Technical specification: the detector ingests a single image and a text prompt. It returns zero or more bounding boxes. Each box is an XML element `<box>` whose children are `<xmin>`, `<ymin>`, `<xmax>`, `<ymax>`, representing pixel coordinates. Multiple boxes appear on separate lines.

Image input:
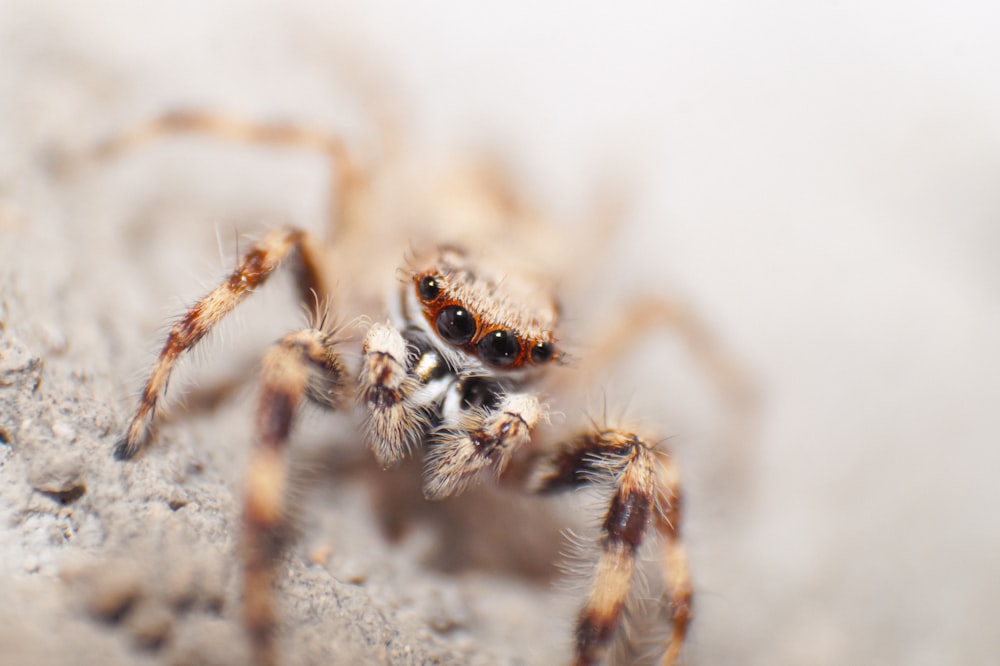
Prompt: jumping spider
<box><xmin>98</xmin><ymin>110</ymin><xmax>738</xmax><ymax>666</ymax></box>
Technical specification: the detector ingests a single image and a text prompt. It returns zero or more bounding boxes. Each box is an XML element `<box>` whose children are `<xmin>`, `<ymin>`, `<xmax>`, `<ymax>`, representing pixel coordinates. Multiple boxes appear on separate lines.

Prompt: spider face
<box><xmin>408</xmin><ymin>247</ymin><xmax>558</xmax><ymax>372</ymax></box>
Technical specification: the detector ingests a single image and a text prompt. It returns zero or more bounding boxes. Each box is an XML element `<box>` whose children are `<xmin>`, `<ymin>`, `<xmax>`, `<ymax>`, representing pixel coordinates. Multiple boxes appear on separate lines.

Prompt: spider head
<box><xmin>410</xmin><ymin>246</ymin><xmax>559</xmax><ymax>372</ymax></box>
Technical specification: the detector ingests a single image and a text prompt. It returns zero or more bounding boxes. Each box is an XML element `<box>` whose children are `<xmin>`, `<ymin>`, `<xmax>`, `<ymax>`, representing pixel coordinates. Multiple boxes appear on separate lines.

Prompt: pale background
<box><xmin>1</xmin><ymin>2</ymin><xmax>998</xmax><ymax>665</ymax></box>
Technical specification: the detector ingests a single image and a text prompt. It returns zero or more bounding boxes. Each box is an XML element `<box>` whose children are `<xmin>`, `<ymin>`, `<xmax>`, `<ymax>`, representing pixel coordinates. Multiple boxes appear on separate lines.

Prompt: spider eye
<box><xmin>436</xmin><ymin>306</ymin><xmax>476</xmax><ymax>345</ymax></box>
<box><xmin>417</xmin><ymin>275</ymin><xmax>441</xmax><ymax>302</ymax></box>
<box><xmin>478</xmin><ymin>330</ymin><xmax>521</xmax><ymax>367</ymax></box>
<box><xmin>530</xmin><ymin>340</ymin><xmax>554</xmax><ymax>364</ymax></box>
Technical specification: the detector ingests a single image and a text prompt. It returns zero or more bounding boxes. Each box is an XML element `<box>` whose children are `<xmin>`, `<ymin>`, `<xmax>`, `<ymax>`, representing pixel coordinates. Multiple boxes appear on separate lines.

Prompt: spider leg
<box><xmin>89</xmin><ymin>110</ymin><xmax>368</xmax><ymax>238</ymax></box>
<box><xmin>562</xmin><ymin>295</ymin><xmax>753</xmax><ymax>412</ymax></box>
<box><xmin>243</xmin><ymin>327</ymin><xmax>348</xmax><ymax>666</ymax></box>
<box><xmin>554</xmin><ymin>293</ymin><xmax>757</xmax><ymax>492</ymax></box>
<box><xmin>115</xmin><ymin>226</ymin><xmax>329</xmax><ymax>459</ymax></box>
<box><xmin>359</xmin><ymin>322</ymin><xmax>424</xmax><ymax>467</ymax></box>
<box><xmin>652</xmin><ymin>449</ymin><xmax>692</xmax><ymax>666</ymax></box>
<box><xmin>533</xmin><ymin>428</ymin><xmax>690</xmax><ymax>666</ymax></box>
<box><xmin>423</xmin><ymin>392</ymin><xmax>542</xmax><ymax>500</ymax></box>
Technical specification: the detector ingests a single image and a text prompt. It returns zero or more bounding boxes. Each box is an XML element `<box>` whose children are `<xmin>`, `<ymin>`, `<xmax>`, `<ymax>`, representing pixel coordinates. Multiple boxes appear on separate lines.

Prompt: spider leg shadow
<box><xmin>290</xmin><ymin>439</ymin><xmax>569</xmax><ymax>582</ymax></box>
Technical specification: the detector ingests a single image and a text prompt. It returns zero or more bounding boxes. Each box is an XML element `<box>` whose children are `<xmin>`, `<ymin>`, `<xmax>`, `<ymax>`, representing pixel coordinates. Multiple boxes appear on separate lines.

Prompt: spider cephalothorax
<box><xmin>406</xmin><ymin>246</ymin><xmax>558</xmax><ymax>372</ymax></box>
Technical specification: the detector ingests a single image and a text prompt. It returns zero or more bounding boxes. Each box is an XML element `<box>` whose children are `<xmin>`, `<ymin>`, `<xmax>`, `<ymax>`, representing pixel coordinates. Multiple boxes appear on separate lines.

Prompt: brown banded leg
<box><xmin>423</xmin><ymin>393</ymin><xmax>542</xmax><ymax>500</ymax></box>
<box><xmin>243</xmin><ymin>327</ymin><xmax>347</xmax><ymax>666</ymax></box>
<box><xmin>115</xmin><ymin>226</ymin><xmax>329</xmax><ymax>459</ymax></box>
<box><xmin>653</xmin><ymin>451</ymin><xmax>692</xmax><ymax>666</ymax></box>
<box><xmin>359</xmin><ymin>322</ymin><xmax>423</xmax><ymax>468</ymax></box>
<box><xmin>533</xmin><ymin>428</ymin><xmax>689</xmax><ymax>666</ymax></box>
<box><xmin>91</xmin><ymin>110</ymin><xmax>368</xmax><ymax>238</ymax></box>
<box><xmin>563</xmin><ymin>295</ymin><xmax>754</xmax><ymax>412</ymax></box>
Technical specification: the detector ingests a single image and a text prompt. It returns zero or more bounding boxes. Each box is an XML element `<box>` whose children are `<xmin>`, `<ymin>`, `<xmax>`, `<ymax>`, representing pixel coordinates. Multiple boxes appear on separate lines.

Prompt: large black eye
<box><xmin>436</xmin><ymin>306</ymin><xmax>476</xmax><ymax>345</ymax></box>
<box><xmin>478</xmin><ymin>330</ymin><xmax>521</xmax><ymax>367</ymax></box>
<box><xmin>417</xmin><ymin>275</ymin><xmax>440</xmax><ymax>302</ymax></box>
<box><xmin>530</xmin><ymin>340</ymin><xmax>554</xmax><ymax>364</ymax></box>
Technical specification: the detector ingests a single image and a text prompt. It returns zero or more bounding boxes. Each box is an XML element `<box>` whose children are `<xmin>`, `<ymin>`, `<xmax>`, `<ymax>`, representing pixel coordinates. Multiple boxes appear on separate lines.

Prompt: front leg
<box><xmin>242</xmin><ymin>327</ymin><xmax>347</xmax><ymax>666</ymax></box>
<box><xmin>423</xmin><ymin>392</ymin><xmax>543</xmax><ymax>500</ymax></box>
<box><xmin>360</xmin><ymin>322</ymin><xmax>425</xmax><ymax>467</ymax></box>
<box><xmin>533</xmin><ymin>428</ymin><xmax>691</xmax><ymax>666</ymax></box>
<box><xmin>115</xmin><ymin>226</ymin><xmax>330</xmax><ymax>459</ymax></box>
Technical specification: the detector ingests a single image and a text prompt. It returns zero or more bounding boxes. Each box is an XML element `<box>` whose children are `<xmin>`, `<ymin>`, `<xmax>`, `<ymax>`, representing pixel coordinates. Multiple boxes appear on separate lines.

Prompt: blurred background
<box><xmin>1</xmin><ymin>1</ymin><xmax>998</xmax><ymax>665</ymax></box>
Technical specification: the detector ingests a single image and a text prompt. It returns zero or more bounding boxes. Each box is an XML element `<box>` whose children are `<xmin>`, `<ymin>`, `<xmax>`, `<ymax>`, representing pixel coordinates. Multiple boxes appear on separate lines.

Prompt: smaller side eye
<box><xmin>530</xmin><ymin>340</ymin><xmax>554</xmax><ymax>364</ymax></box>
<box><xmin>417</xmin><ymin>275</ymin><xmax>441</xmax><ymax>302</ymax></box>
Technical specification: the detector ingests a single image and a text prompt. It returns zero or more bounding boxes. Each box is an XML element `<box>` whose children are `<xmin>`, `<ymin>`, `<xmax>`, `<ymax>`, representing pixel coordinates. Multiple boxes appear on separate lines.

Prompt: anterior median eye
<box><xmin>478</xmin><ymin>330</ymin><xmax>521</xmax><ymax>367</ymax></box>
<box><xmin>436</xmin><ymin>305</ymin><xmax>476</xmax><ymax>345</ymax></box>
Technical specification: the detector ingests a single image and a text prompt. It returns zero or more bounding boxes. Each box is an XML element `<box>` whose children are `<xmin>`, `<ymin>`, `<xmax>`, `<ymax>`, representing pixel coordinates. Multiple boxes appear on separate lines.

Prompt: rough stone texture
<box><xmin>2</xmin><ymin>3</ymin><xmax>999</xmax><ymax>666</ymax></box>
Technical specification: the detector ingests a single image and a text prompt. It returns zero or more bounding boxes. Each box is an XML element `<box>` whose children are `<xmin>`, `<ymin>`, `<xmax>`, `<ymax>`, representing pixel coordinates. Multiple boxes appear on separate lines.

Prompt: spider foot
<box><xmin>423</xmin><ymin>394</ymin><xmax>541</xmax><ymax>499</ymax></box>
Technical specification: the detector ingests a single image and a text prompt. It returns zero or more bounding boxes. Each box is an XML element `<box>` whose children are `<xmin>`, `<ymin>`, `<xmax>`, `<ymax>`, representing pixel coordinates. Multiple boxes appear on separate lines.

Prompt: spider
<box><xmin>95</xmin><ymin>109</ymin><xmax>742</xmax><ymax>666</ymax></box>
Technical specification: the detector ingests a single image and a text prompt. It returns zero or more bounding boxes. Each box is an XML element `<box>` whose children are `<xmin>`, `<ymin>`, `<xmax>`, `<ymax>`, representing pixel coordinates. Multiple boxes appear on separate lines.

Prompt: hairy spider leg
<box><xmin>244</xmin><ymin>328</ymin><xmax>348</xmax><ymax>666</ymax></box>
<box><xmin>533</xmin><ymin>428</ymin><xmax>691</xmax><ymax>666</ymax></box>
<box><xmin>90</xmin><ymin>110</ymin><xmax>369</xmax><ymax>238</ymax></box>
<box><xmin>115</xmin><ymin>226</ymin><xmax>329</xmax><ymax>459</ymax></box>
<box><xmin>652</xmin><ymin>450</ymin><xmax>692</xmax><ymax>666</ymax></box>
